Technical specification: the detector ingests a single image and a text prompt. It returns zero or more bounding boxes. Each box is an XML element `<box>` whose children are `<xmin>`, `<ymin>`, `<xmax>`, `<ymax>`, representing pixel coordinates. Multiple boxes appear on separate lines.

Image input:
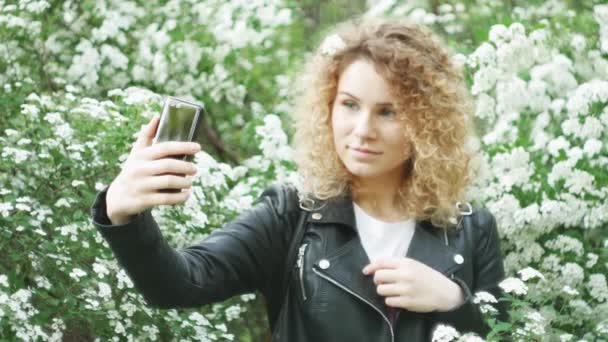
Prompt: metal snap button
<box><xmin>319</xmin><ymin>259</ymin><xmax>330</xmax><ymax>269</ymax></box>
<box><xmin>312</xmin><ymin>213</ymin><xmax>322</xmax><ymax>220</ymax></box>
<box><xmin>454</xmin><ymin>254</ymin><xmax>464</xmax><ymax>264</ymax></box>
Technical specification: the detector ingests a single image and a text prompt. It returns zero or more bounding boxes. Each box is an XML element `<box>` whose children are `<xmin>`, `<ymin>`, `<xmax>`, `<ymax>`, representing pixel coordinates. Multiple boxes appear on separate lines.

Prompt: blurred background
<box><xmin>1</xmin><ymin>0</ymin><xmax>607</xmax><ymax>341</ymax></box>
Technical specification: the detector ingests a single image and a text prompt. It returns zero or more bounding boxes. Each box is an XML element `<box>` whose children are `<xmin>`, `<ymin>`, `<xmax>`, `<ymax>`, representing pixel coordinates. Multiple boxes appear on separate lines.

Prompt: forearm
<box><xmin>432</xmin><ymin>277</ymin><xmax>490</xmax><ymax>335</ymax></box>
<box><xmin>90</xmin><ymin>185</ymin><xmax>294</xmax><ymax>309</ymax></box>
<box><xmin>91</xmin><ymin>190</ymin><xmax>219</xmax><ymax>308</ymax></box>
<box><xmin>436</xmin><ymin>278</ymin><xmax>465</xmax><ymax>312</ymax></box>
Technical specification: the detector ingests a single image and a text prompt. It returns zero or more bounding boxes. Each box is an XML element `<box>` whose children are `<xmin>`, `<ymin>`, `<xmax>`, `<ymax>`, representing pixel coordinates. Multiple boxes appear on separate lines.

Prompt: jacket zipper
<box><xmin>296</xmin><ymin>243</ymin><xmax>308</xmax><ymax>301</ymax></box>
<box><xmin>312</xmin><ymin>266</ymin><xmax>395</xmax><ymax>342</ymax></box>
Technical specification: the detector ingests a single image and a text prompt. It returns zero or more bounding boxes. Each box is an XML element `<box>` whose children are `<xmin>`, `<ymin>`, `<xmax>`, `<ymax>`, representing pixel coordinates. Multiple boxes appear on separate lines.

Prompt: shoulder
<box><xmin>461</xmin><ymin>206</ymin><xmax>499</xmax><ymax>240</ymax></box>
<box><xmin>469</xmin><ymin>207</ymin><xmax>497</xmax><ymax>230</ymax></box>
<box><xmin>257</xmin><ymin>182</ymin><xmax>301</xmax><ymax>220</ymax></box>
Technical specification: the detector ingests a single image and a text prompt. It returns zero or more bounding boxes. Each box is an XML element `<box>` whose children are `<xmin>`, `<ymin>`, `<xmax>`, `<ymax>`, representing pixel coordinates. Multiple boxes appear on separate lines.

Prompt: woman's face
<box><xmin>331</xmin><ymin>58</ymin><xmax>411</xmax><ymax>183</ymax></box>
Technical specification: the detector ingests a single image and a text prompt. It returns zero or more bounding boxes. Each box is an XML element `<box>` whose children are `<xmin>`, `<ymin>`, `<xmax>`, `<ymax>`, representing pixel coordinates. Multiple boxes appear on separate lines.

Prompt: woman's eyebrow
<box><xmin>338</xmin><ymin>91</ymin><xmax>394</xmax><ymax>107</ymax></box>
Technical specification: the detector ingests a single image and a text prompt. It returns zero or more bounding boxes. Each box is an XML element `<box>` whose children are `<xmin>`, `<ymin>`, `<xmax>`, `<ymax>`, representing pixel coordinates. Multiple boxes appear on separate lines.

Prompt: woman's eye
<box><xmin>342</xmin><ymin>101</ymin><xmax>358</xmax><ymax>110</ymax></box>
<box><xmin>380</xmin><ymin>109</ymin><xmax>396</xmax><ymax>118</ymax></box>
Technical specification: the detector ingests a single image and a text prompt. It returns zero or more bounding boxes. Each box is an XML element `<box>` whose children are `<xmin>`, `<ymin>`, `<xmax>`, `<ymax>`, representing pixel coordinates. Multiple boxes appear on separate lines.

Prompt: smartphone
<box><xmin>153</xmin><ymin>97</ymin><xmax>205</xmax><ymax>192</ymax></box>
<box><xmin>153</xmin><ymin>96</ymin><xmax>205</xmax><ymax>160</ymax></box>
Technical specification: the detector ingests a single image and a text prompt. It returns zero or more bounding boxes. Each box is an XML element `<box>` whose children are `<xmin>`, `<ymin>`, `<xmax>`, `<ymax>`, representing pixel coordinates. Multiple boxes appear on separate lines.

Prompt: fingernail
<box><xmin>192</xmin><ymin>143</ymin><xmax>201</xmax><ymax>151</ymax></box>
<box><xmin>362</xmin><ymin>267</ymin><xmax>368</xmax><ymax>275</ymax></box>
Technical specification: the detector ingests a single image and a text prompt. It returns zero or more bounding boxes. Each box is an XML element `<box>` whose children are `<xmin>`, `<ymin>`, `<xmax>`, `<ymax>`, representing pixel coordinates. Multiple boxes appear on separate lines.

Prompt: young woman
<box><xmin>92</xmin><ymin>16</ymin><xmax>507</xmax><ymax>341</ymax></box>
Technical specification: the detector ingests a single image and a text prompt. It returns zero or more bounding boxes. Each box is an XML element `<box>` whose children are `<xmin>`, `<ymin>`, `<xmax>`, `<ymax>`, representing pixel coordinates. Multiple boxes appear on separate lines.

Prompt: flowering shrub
<box><xmin>381</xmin><ymin>0</ymin><xmax>608</xmax><ymax>340</ymax></box>
<box><xmin>0</xmin><ymin>85</ymin><xmax>295</xmax><ymax>340</ymax></box>
<box><xmin>1</xmin><ymin>0</ymin><xmax>607</xmax><ymax>340</ymax></box>
<box><xmin>465</xmin><ymin>7</ymin><xmax>608</xmax><ymax>341</ymax></box>
<box><xmin>1</xmin><ymin>0</ymin><xmax>297</xmax><ymax>340</ymax></box>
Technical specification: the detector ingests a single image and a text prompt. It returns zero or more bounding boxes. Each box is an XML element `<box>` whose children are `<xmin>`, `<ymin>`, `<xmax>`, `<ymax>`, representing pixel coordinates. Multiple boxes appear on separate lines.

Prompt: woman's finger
<box><xmin>137</xmin><ymin>174</ymin><xmax>193</xmax><ymax>192</ymax></box>
<box><xmin>137</xmin><ymin>141</ymin><xmax>201</xmax><ymax>161</ymax></box>
<box><xmin>372</xmin><ymin>269</ymin><xmax>401</xmax><ymax>285</ymax></box>
<box><xmin>363</xmin><ymin>257</ymin><xmax>402</xmax><ymax>275</ymax></box>
<box><xmin>141</xmin><ymin>188</ymin><xmax>192</xmax><ymax>207</ymax></box>
<box><xmin>376</xmin><ymin>283</ymin><xmax>404</xmax><ymax>297</ymax></box>
<box><xmin>137</xmin><ymin>158</ymin><xmax>198</xmax><ymax>177</ymax></box>
<box><xmin>131</xmin><ymin>116</ymin><xmax>160</xmax><ymax>153</ymax></box>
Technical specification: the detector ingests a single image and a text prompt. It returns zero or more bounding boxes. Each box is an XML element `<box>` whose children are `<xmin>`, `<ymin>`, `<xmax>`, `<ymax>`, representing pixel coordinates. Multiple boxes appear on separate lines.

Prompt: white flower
<box><xmin>561</xmin><ymin>263</ymin><xmax>585</xmax><ymax>286</ymax></box>
<box><xmin>586</xmin><ymin>253</ymin><xmax>599</xmax><ymax>268</ymax></box>
<box><xmin>523</xmin><ymin>311</ymin><xmax>546</xmax><ymax>335</ymax></box>
<box><xmin>547</xmin><ymin>136</ymin><xmax>570</xmax><ymax>157</ymax></box>
<box><xmin>12</xmin><ymin>289</ymin><xmax>32</xmax><ymax>305</ymax></box>
<box><xmin>255</xmin><ymin>114</ymin><xmax>292</xmax><ymax>162</ymax></box>
<box><xmin>116</xmin><ymin>269</ymin><xmax>133</xmax><ymax>289</ymax></box>
<box><xmin>564</xmin><ymin>169</ymin><xmax>595</xmax><ymax>195</ymax></box>
<box><xmin>71</xmin><ymin>180</ymin><xmax>85</xmax><ymax>187</ymax></box>
<box><xmin>4</xmin><ymin>128</ymin><xmax>19</xmax><ymax>137</ymax></box>
<box><xmin>452</xmin><ymin>53</ymin><xmax>467</xmax><ymax>68</ymax></box>
<box><xmin>100</xmin><ymin>44</ymin><xmax>128</xmax><ymax>70</ymax></box>
<box><xmin>473</xmin><ymin>291</ymin><xmax>498</xmax><ymax>304</ymax></box>
<box><xmin>0</xmin><ymin>202</ymin><xmax>13</xmax><ymax>217</ymax></box>
<box><xmin>583</xmin><ymin>139</ymin><xmax>602</xmax><ymax>157</ymax></box>
<box><xmin>570</xmin><ymin>34</ymin><xmax>586</xmax><ymax>52</ymax></box>
<box><xmin>479</xmin><ymin>304</ymin><xmax>498</xmax><ymax>315</ymax></box>
<box><xmin>474</xmin><ymin>93</ymin><xmax>496</xmax><ymax>120</ymax></box>
<box><xmin>93</xmin><ymin>261</ymin><xmax>110</xmax><ymax>278</ymax></box>
<box><xmin>69</xmin><ymin>268</ymin><xmax>87</xmax><ymax>281</ymax></box>
<box><xmin>34</xmin><ymin>276</ymin><xmax>51</xmax><ymax>290</ymax></box>
<box><xmin>488</xmin><ymin>24</ymin><xmax>510</xmax><ymax>44</ymax></box>
<box><xmin>517</xmin><ymin>267</ymin><xmax>545</xmax><ymax>281</ymax></box>
<box><xmin>468</xmin><ymin>42</ymin><xmax>496</xmax><ymax>68</ymax></box>
<box><xmin>95</xmin><ymin>182</ymin><xmax>107</xmax><ymax>191</ymax></box>
<box><xmin>587</xmin><ymin>274</ymin><xmax>608</xmax><ymax>302</ymax></box>
<box><xmin>320</xmin><ymin>34</ymin><xmax>346</xmax><ymax>56</ymax></box>
<box><xmin>189</xmin><ymin>312</ymin><xmax>210</xmax><ymax>326</ymax></box>
<box><xmin>458</xmin><ymin>335</ymin><xmax>486</xmax><ymax>342</ymax></box>
<box><xmin>98</xmin><ymin>282</ymin><xmax>112</xmax><ymax>299</ymax></box>
<box><xmin>0</xmin><ymin>274</ymin><xmax>8</xmax><ymax>287</ymax></box>
<box><xmin>224</xmin><ymin>304</ymin><xmax>243</xmax><ymax>322</ymax></box>
<box><xmin>16</xmin><ymin>138</ymin><xmax>31</xmax><ymax>146</ymax></box>
<box><xmin>472</xmin><ymin>67</ymin><xmax>500</xmax><ymax>94</ymax></box>
<box><xmin>240</xmin><ymin>293</ymin><xmax>256</xmax><ymax>302</ymax></box>
<box><xmin>432</xmin><ymin>324</ymin><xmax>460</xmax><ymax>342</ymax></box>
<box><xmin>54</xmin><ymin>198</ymin><xmax>71</xmax><ymax>208</ymax></box>
<box><xmin>499</xmin><ymin>277</ymin><xmax>528</xmax><ymax>295</ymax></box>
<box><xmin>120</xmin><ymin>302</ymin><xmax>137</xmax><ymax>317</ymax></box>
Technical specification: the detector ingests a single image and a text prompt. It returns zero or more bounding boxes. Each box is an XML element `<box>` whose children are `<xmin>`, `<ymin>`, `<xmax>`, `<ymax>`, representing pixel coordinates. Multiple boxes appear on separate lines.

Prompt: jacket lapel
<box><xmin>307</xmin><ymin>193</ymin><xmax>463</xmax><ymax>316</ymax></box>
<box><xmin>405</xmin><ymin>222</ymin><xmax>462</xmax><ymax>276</ymax></box>
<box><xmin>313</xmin><ymin>237</ymin><xmax>390</xmax><ymax>316</ymax></box>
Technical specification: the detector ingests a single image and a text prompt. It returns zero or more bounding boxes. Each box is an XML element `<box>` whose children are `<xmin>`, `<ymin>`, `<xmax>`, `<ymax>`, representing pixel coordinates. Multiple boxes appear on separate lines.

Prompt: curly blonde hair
<box><xmin>291</xmin><ymin>16</ymin><xmax>475</xmax><ymax>229</ymax></box>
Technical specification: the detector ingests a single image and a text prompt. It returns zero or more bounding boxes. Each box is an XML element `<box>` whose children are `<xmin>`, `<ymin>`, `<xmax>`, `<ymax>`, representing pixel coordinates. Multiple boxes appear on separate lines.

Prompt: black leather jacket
<box><xmin>91</xmin><ymin>183</ymin><xmax>507</xmax><ymax>341</ymax></box>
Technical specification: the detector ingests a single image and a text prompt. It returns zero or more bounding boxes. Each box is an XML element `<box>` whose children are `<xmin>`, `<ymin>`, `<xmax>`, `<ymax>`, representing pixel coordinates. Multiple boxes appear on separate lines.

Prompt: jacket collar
<box><xmin>304</xmin><ymin>191</ymin><xmax>356</xmax><ymax>227</ymax></box>
<box><xmin>307</xmin><ymin>192</ymin><xmax>462</xmax><ymax>316</ymax></box>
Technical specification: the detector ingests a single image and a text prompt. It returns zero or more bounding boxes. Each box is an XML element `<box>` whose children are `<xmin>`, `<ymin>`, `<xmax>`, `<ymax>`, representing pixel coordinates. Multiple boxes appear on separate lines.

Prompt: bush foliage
<box><xmin>0</xmin><ymin>0</ymin><xmax>606</xmax><ymax>341</ymax></box>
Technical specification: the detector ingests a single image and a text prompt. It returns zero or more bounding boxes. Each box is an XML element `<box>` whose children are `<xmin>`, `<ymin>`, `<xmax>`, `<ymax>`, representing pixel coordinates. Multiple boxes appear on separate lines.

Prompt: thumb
<box><xmin>132</xmin><ymin>116</ymin><xmax>160</xmax><ymax>152</ymax></box>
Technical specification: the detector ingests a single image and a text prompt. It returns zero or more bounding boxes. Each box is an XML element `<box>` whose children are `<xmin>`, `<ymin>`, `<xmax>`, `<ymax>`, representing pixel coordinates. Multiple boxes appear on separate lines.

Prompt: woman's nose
<box><xmin>353</xmin><ymin>112</ymin><xmax>377</xmax><ymax>139</ymax></box>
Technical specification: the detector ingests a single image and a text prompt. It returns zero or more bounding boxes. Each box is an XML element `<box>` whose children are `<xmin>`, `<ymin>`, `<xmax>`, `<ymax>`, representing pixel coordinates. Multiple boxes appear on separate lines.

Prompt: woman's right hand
<box><xmin>105</xmin><ymin>116</ymin><xmax>201</xmax><ymax>225</ymax></box>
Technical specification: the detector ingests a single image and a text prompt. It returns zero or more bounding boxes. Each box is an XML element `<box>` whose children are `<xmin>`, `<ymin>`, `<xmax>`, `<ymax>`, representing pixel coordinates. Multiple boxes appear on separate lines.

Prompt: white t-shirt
<box><xmin>353</xmin><ymin>201</ymin><xmax>416</xmax><ymax>262</ymax></box>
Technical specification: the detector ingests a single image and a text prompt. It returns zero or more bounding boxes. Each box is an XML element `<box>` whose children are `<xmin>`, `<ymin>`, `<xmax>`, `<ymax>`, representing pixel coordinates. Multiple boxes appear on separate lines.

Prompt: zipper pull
<box><xmin>297</xmin><ymin>243</ymin><xmax>307</xmax><ymax>268</ymax></box>
<box><xmin>297</xmin><ymin>243</ymin><xmax>308</xmax><ymax>301</ymax></box>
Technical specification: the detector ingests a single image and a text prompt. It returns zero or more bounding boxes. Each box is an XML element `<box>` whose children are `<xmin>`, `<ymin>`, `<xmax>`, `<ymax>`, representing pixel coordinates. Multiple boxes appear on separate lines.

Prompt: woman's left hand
<box><xmin>362</xmin><ymin>257</ymin><xmax>464</xmax><ymax>312</ymax></box>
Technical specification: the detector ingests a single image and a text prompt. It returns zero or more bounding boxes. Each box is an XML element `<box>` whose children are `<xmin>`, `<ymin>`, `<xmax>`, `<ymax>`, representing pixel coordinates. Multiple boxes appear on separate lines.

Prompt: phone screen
<box><xmin>155</xmin><ymin>100</ymin><xmax>200</xmax><ymax>143</ymax></box>
<box><xmin>153</xmin><ymin>97</ymin><xmax>204</xmax><ymax>193</ymax></box>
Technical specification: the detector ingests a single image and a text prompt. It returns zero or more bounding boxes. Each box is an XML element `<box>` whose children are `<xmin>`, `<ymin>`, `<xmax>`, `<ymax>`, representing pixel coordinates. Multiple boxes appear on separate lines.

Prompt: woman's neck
<box><xmin>351</xmin><ymin>177</ymin><xmax>408</xmax><ymax>222</ymax></box>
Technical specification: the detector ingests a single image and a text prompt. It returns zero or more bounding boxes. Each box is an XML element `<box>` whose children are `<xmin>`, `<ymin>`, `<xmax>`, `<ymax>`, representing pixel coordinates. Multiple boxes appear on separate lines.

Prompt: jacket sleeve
<box><xmin>431</xmin><ymin>208</ymin><xmax>508</xmax><ymax>336</ymax></box>
<box><xmin>90</xmin><ymin>183</ymin><xmax>299</xmax><ymax>309</ymax></box>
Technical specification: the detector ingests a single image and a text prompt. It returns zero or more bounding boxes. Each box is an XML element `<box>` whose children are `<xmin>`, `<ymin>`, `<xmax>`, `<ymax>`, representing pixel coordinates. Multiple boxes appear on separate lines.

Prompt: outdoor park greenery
<box><xmin>0</xmin><ymin>0</ymin><xmax>607</xmax><ymax>340</ymax></box>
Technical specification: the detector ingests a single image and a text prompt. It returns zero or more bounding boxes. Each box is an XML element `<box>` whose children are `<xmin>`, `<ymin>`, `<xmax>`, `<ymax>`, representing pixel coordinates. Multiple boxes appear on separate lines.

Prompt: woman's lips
<box><xmin>350</xmin><ymin>146</ymin><xmax>382</xmax><ymax>157</ymax></box>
